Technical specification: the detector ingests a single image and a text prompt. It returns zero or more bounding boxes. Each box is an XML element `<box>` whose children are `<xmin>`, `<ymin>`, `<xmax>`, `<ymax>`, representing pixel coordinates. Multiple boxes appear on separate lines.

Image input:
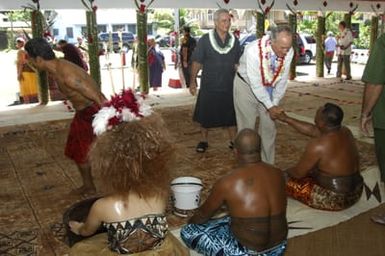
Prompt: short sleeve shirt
<box><xmin>361</xmin><ymin>34</ymin><xmax>385</xmax><ymax>129</ymax></box>
<box><xmin>180</xmin><ymin>36</ymin><xmax>197</xmax><ymax>63</ymax></box>
<box><xmin>191</xmin><ymin>31</ymin><xmax>241</xmax><ymax>92</ymax></box>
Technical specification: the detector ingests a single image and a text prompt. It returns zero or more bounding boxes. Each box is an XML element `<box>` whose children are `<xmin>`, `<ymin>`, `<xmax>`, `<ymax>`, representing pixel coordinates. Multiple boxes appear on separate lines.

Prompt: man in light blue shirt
<box><xmin>324</xmin><ymin>31</ymin><xmax>337</xmax><ymax>75</ymax></box>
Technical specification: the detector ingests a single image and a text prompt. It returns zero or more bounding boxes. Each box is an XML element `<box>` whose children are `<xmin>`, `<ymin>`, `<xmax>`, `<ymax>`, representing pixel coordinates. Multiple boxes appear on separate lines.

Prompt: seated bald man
<box><xmin>181</xmin><ymin>128</ymin><xmax>288</xmax><ymax>256</ymax></box>
<box><xmin>278</xmin><ymin>103</ymin><xmax>363</xmax><ymax>211</ymax></box>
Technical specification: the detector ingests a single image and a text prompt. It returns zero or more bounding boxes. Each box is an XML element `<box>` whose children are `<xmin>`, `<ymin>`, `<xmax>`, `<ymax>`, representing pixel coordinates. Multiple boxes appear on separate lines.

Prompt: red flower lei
<box><xmin>258</xmin><ymin>38</ymin><xmax>285</xmax><ymax>87</ymax></box>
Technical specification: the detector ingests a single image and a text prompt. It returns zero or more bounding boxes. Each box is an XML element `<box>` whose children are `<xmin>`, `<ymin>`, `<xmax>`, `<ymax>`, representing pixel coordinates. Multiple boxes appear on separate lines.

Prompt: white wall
<box><xmin>52</xmin><ymin>9</ymin><xmax>141</xmax><ymax>43</ymax></box>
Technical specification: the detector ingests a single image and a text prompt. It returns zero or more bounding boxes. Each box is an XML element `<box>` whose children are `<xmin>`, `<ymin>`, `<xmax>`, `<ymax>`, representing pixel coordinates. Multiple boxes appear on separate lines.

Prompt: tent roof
<box><xmin>1</xmin><ymin>0</ymin><xmax>384</xmax><ymax>12</ymax></box>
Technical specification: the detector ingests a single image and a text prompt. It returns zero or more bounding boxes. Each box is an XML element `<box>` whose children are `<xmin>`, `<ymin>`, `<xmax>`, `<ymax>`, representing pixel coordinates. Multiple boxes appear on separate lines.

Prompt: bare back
<box><xmin>222</xmin><ymin>162</ymin><xmax>287</xmax><ymax>251</ymax></box>
<box><xmin>316</xmin><ymin>127</ymin><xmax>359</xmax><ymax>176</ymax></box>
<box><xmin>96</xmin><ymin>193</ymin><xmax>167</xmax><ymax>223</ymax></box>
<box><xmin>51</xmin><ymin>59</ymin><xmax>104</xmax><ymax>110</ymax></box>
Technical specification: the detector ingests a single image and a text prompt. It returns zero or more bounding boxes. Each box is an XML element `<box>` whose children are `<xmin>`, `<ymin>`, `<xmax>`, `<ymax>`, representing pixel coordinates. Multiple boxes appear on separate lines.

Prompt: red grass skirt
<box><xmin>65</xmin><ymin>103</ymin><xmax>99</xmax><ymax>164</ymax></box>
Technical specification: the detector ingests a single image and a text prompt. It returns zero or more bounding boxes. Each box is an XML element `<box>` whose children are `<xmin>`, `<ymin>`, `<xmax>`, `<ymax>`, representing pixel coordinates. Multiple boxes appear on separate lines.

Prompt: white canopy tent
<box><xmin>0</xmin><ymin>0</ymin><xmax>384</xmax><ymax>12</ymax></box>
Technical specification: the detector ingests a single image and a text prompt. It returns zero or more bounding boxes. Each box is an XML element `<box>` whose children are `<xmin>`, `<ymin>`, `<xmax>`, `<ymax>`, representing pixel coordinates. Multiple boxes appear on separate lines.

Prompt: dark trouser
<box><xmin>374</xmin><ymin>128</ymin><xmax>385</xmax><ymax>182</ymax></box>
<box><xmin>324</xmin><ymin>51</ymin><xmax>334</xmax><ymax>72</ymax></box>
<box><xmin>336</xmin><ymin>54</ymin><xmax>351</xmax><ymax>78</ymax></box>
<box><xmin>182</xmin><ymin>65</ymin><xmax>191</xmax><ymax>87</ymax></box>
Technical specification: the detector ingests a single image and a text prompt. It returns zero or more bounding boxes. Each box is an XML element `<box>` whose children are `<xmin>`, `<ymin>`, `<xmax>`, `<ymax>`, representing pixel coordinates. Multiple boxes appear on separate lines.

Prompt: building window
<box><xmin>81</xmin><ymin>26</ymin><xmax>87</xmax><ymax>36</ymax></box>
<box><xmin>208</xmin><ymin>10</ymin><xmax>213</xmax><ymax>21</ymax></box>
<box><xmin>97</xmin><ymin>25</ymin><xmax>107</xmax><ymax>33</ymax></box>
<box><xmin>53</xmin><ymin>28</ymin><xmax>59</xmax><ymax>36</ymax></box>
<box><xmin>112</xmin><ymin>24</ymin><xmax>126</xmax><ymax>32</ymax></box>
<box><xmin>127</xmin><ymin>24</ymin><xmax>136</xmax><ymax>33</ymax></box>
<box><xmin>66</xmin><ymin>27</ymin><xmax>73</xmax><ymax>38</ymax></box>
<box><xmin>147</xmin><ymin>24</ymin><xmax>153</xmax><ymax>35</ymax></box>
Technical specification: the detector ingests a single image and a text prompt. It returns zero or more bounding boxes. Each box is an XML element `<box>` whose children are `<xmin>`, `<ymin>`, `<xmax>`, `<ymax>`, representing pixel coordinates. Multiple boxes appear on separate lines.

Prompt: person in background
<box><xmin>360</xmin><ymin>33</ymin><xmax>385</xmax><ymax>225</ymax></box>
<box><xmin>181</xmin><ymin>129</ymin><xmax>288</xmax><ymax>256</ymax></box>
<box><xmin>57</xmin><ymin>39</ymin><xmax>88</xmax><ymax>71</ymax></box>
<box><xmin>180</xmin><ymin>26</ymin><xmax>197</xmax><ymax>88</ymax></box>
<box><xmin>76</xmin><ymin>36</ymin><xmax>89</xmax><ymax>69</ymax></box>
<box><xmin>190</xmin><ymin>8</ymin><xmax>241</xmax><ymax>153</ymax></box>
<box><xmin>336</xmin><ymin>21</ymin><xmax>353</xmax><ymax>80</ymax></box>
<box><xmin>324</xmin><ymin>31</ymin><xmax>337</xmax><ymax>75</ymax></box>
<box><xmin>148</xmin><ymin>38</ymin><xmax>165</xmax><ymax>92</ymax></box>
<box><xmin>15</xmin><ymin>37</ymin><xmax>39</xmax><ymax>104</ymax></box>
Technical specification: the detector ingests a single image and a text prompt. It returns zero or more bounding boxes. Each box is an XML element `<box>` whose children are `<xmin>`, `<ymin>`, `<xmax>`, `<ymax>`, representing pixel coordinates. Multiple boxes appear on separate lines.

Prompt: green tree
<box><xmin>153</xmin><ymin>9</ymin><xmax>200</xmax><ymax>35</ymax></box>
<box><xmin>298</xmin><ymin>11</ymin><xmax>370</xmax><ymax>49</ymax></box>
<box><xmin>353</xmin><ymin>18</ymin><xmax>371</xmax><ymax>49</ymax></box>
<box><xmin>298</xmin><ymin>11</ymin><xmax>318</xmax><ymax>35</ymax></box>
<box><xmin>5</xmin><ymin>10</ymin><xmax>31</xmax><ymax>22</ymax></box>
<box><xmin>3</xmin><ymin>11</ymin><xmax>31</xmax><ymax>49</ymax></box>
<box><xmin>153</xmin><ymin>10</ymin><xmax>174</xmax><ymax>31</ymax></box>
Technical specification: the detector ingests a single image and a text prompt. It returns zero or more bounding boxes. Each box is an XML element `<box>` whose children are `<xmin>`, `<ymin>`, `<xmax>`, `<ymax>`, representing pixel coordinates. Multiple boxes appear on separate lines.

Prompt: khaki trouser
<box><xmin>233</xmin><ymin>75</ymin><xmax>276</xmax><ymax>164</ymax></box>
<box><xmin>336</xmin><ymin>54</ymin><xmax>351</xmax><ymax>78</ymax></box>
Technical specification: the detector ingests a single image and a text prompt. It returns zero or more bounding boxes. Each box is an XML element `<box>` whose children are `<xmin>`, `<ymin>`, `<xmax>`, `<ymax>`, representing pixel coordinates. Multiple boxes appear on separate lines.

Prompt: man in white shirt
<box><xmin>336</xmin><ymin>21</ymin><xmax>353</xmax><ymax>80</ymax></box>
<box><xmin>324</xmin><ymin>31</ymin><xmax>337</xmax><ymax>75</ymax></box>
<box><xmin>234</xmin><ymin>26</ymin><xmax>293</xmax><ymax>164</ymax></box>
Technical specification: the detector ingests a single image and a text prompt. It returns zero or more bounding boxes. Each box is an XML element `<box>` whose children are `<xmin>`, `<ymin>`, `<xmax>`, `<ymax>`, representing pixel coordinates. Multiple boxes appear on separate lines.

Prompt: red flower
<box><xmin>43</xmin><ymin>31</ymin><xmax>52</xmax><ymax>37</ymax></box>
<box><xmin>92</xmin><ymin>5</ymin><xmax>98</xmax><ymax>12</ymax></box>
<box><xmin>108</xmin><ymin>116</ymin><xmax>120</xmax><ymax>127</ymax></box>
<box><xmin>140</xmin><ymin>4</ymin><xmax>146</xmax><ymax>13</ymax></box>
<box><xmin>265</xmin><ymin>7</ymin><xmax>271</xmax><ymax>14</ymax></box>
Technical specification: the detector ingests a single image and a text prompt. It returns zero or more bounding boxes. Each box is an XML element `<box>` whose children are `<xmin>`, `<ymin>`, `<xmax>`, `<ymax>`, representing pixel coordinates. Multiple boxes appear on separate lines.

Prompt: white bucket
<box><xmin>171</xmin><ymin>177</ymin><xmax>203</xmax><ymax>215</ymax></box>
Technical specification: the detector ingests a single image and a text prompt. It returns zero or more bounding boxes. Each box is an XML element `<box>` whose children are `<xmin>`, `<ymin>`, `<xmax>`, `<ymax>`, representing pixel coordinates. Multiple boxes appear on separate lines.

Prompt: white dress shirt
<box><xmin>237</xmin><ymin>38</ymin><xmax>294</xmax><ymax>110</ymax></box>
<box><xmin>337</xmin><ymin>28</ymin><xmax>353</xmax><ymax>55</ymax></box>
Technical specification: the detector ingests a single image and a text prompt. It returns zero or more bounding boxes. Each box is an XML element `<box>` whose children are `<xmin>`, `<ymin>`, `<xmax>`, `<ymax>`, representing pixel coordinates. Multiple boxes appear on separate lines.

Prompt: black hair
<box><xmin>24</xmin><ymin>38</ymin><xmax>56</xmax><ymax>60</ymax></box>
<box><xmin>183</xmin><ymin>26</ymin><xmax>191</xmax><ymax>33</ymax></box>
<box><xmin>339</xmin><ymin>21</ymin><xmax>347</xmax><ymax>28</ymax></box>
<box><xmin>321</xmin><ymin>103</ymin><xmax>344</xmax><ymax>128</ymax></box>
<box><xmin>58</xmin><ymin>39</ymin><xmax>68</xmax><ymax>45</ymax></box>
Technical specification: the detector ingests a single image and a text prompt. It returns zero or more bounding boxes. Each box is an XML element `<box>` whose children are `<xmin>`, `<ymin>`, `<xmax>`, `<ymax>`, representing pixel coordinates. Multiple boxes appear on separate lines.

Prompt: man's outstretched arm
<box><xmin>278</xmin><ymin>112</ymin><xmax>321</xmax><ymax>138</ymax></box>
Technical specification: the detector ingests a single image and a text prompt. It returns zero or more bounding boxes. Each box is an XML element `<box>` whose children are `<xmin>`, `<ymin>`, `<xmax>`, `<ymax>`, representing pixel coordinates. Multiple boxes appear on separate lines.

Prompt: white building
<box><xmin>51</xmin><ymin>9</ymin><xmax>155</xmax><ymax>43</ymax></box>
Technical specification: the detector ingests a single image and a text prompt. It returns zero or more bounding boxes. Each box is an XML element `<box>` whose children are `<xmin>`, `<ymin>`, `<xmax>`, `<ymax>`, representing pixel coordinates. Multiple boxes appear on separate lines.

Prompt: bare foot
<box><xmin>69</xmin><ymin>186</ymin><xmax>96</xmax><ymax>196</ymax></box>
<box><xmin>371</xmin><ymin>213</ymin><xmax>385</xmax><ymax>225</ymax></box>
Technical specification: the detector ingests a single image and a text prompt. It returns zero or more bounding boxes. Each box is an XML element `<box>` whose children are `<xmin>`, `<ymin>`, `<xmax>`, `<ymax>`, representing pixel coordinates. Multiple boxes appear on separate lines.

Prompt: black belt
<box><xmin>237</xmin><ymin>72</ymin><xmax>248</xmax><ymax>85</ymax></box>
